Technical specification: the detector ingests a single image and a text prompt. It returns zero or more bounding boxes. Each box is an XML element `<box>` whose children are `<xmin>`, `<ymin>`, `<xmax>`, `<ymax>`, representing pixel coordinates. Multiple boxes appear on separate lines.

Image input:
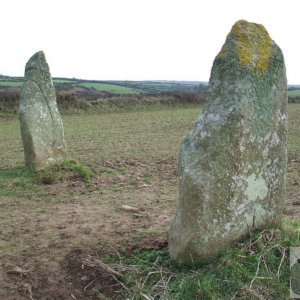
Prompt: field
<box><xmin>288</xmin><ymin>89</ymin><xmax>300</xmax><ymax>98</ymax></box>
<box><xmin>0</xmin><ymin>75</ymin><xmax>206</xmax><ymax>97</ymax></box>
<box><xmin>78</xmin><ymin>82</ymin><xmax>142</xmax><ymax>94</ymax></box>
<box><xmin>1</xmin><ymin>75</ymin><xmax>299</xmax><ymax>98</ymax></box>
<box><xmin>0</xmin><ymin>104</ymin><xmax>299</xmax><ymax>299</ymax></box>
<box><xmin>0</xmin><ymin>81</ymin><xmax>23</xmax><ymax>87</ymax></box>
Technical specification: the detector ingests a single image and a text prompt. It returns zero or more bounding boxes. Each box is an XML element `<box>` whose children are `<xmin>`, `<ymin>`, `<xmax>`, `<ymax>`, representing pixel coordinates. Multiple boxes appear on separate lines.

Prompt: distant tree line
<box><xmin>195</xmin><ymin>83</ymin><xmax>208</xmax><ymax>93</ymax></box>
<box><xmin>0</xmin><ymin>93</ymin><xmax>19</xmax><ymax>113</ymax></box>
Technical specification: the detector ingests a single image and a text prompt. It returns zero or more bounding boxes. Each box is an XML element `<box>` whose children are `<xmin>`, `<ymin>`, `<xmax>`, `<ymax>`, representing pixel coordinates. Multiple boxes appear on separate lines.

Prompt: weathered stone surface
<box><xmin>19</xmin><ymin>51</ymin><xmax>67</xmax><ymax>170</ymax></box>
<box><xmin>169</xmin><ymin>20</ymin><xmax>287</xmax><ymax>264</ymax></box>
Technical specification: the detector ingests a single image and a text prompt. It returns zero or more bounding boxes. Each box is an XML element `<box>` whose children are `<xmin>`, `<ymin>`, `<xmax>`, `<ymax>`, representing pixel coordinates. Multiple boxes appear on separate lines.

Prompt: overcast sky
<box><xmin>1</xmin><ymin>0</ymin><xmax>300</xmax><ymax>83</ymax></box>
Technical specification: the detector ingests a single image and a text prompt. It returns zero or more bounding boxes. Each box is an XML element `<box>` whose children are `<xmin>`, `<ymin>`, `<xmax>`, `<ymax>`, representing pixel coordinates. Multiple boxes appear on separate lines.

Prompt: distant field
<box><xmin>53</xmin><ymin>79</ymin><xmax>77</xmax><ymax>84</ymax></box>
<box><xmin>1</xmin><ymin>103</ymin><xmax>298</xmax><ymax>168</ymax></box>
<box><xmin>106</xmin><ymin>80</ymin><xmax>205</xmax><ymax>94</ymax></box>
<box><xmin>0</xmin><ymin>79</ymin><xmax>77</xmax><ymax>87</ymax></box>
<box><xmin>0</xmin><ymin>76</ymin><xmax>205</xmax><ymax>95</ymax></box>
<box><xmin>0</xmin><ymin>81</ymin><xmax>22</xmax><ymax>87</ymax></box>
<box><xmin>288</xmin><ymin>89</ymin><xmax>300</xmax><ymax>98</ymax></box>
<box><xmin>78</xmin><ymin>82</ymin><xmax>142</xmax><ymax>94</ymax></box>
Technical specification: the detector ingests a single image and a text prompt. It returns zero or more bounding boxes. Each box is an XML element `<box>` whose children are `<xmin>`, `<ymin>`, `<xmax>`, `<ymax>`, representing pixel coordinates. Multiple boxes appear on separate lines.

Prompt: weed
<box><xmin>108</xmin><ymin>186</ymin><xmax>119</xmax><ymax>193</ymax></box>
<box><xmin>38</xmin><ymin>170</ymin><xmax>63</xmax><ymax>184</ymax></box>
<box><xmin>143</xmin><ymin>174</ymin><xmax>153</xmax><ymax>184</ymax></box>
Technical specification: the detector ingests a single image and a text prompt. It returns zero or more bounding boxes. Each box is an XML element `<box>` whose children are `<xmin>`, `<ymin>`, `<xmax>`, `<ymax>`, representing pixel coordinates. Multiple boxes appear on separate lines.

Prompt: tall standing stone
<box><xmin>169</xmin><ymin>20</ymin><xmax>287</xmax><ymax>264</ymax></box>
<box><xmin>20</xmin><ymin>51</ymin><xmax>67</xmax><ymax>170</ymax></box>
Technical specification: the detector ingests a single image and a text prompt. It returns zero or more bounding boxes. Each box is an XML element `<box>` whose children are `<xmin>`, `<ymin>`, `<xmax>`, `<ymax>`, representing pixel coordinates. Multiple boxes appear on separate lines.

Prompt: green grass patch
<box><xmin>38</xmin><ymin>159</ymin><xmax>93</xmax><ymax>184</ymax></box>
<box><xmin>94</xmin><ymin>220</ymin><xmax>300</xmax><ymax>299</ymax></box>
<box><xmin>143</xmin><ymin>174</ymin><xmax>153</xmax><ymax>184</ymax></box>
<box><xmin>79</xmin><ymin>82</ymin><xmax>143</xmax><ymax>94</ymax></box>
<box><xmin>62</xmin><ymin>159</ymin><xmax>93</xmax><ymax>181</ymax></box>
<box><xmin>0</xmin><ymin>160</ymin><xmax>93</xmax><ymax>195</ymax></box>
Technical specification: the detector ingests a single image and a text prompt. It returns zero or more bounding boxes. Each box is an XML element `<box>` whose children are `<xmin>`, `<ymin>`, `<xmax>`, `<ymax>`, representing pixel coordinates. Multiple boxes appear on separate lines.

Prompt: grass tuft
<box><xmin>61</xmin><ymin>159</ymin><xmax>93</xmax><ymax>181</ymax></box>
<box><xmin>38</xmin><ymin>159</ymin><xmax>93</xmax><ymax>184</ymax></box>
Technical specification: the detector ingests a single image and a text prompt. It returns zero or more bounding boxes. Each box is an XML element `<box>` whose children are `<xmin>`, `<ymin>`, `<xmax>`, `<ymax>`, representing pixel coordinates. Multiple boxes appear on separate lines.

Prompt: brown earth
<box><xmin>0</xmin><ymin>158</ymin><xmax>178</xmax><ymax>299</ymax></box>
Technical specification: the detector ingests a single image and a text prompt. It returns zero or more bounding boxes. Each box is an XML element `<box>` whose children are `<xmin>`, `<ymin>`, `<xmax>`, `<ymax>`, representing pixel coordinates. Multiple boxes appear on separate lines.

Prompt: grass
<box><xmin>0</xmin><ymin>167</ymin><xmax>39</xmax><ymax>196</ymax></box>
<box><xmin>88</xmin><ymin>220</ymin><xmax>300</xmax><ymax>299</ymax></box>
<box><xmin>0</xmin><ymin>160</ymin><xmax>93</xmax><ymax>195</ymax></box>
<box><xmin>79</xmin><ymin>82</ymin><xmax>143</xmax><ymax>94</ymax></box>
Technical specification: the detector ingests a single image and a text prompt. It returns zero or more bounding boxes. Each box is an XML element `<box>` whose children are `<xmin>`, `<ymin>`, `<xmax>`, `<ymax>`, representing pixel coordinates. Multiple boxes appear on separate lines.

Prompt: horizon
<box><xmin>1</xmin><ymin>74</ymin><xmax>300</xmax><ymax>86</ymax></box>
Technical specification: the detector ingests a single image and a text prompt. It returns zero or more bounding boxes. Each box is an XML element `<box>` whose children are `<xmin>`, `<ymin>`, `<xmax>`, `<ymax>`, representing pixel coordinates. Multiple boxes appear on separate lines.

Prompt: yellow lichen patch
<box><xmin>228</xmin><ymin>20</ymin><xmax>273</xmax><ymax>77</ymax></box>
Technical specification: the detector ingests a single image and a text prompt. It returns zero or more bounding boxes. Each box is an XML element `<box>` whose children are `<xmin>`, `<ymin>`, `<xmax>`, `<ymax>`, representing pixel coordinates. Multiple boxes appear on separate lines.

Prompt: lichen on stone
<box><xmin>218</xmin><ymin>20</ymin><xmax>273</xmax><ymax>78</ymax></box>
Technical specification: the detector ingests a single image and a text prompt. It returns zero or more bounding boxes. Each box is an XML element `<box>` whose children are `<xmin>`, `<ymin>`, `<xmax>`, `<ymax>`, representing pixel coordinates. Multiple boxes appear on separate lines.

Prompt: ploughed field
<box><xmin>0</xmin><ymin>104</ymin><xmax>299</xmax><ymax>299</ymax></box>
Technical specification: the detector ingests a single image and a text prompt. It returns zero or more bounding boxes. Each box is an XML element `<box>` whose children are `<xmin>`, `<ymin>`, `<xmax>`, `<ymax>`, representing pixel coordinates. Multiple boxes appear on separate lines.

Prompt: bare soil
<box><xmin>0</xmin><ymin>158</ymin><xmax>178</xmax><ymax>299</ymax></box>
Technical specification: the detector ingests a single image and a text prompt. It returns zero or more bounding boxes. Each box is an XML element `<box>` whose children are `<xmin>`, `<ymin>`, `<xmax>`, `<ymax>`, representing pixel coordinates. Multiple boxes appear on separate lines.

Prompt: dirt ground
<box><xmin>0</xmin><ymin>157</ymin><xmax>299</xmax><ymax>299</ymax></box>
<box><xmin>0</xmin><ymin>158</ymin><xmax>179</xmax><ymax>299</ymax></box>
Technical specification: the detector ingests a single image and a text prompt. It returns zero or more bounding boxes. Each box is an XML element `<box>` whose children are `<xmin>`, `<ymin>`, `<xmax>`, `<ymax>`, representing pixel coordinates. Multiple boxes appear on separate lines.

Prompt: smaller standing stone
<box><xmin>19</xmin><ymin>51</ymin><xmax>67</xmax><ymax>170</ymax></box>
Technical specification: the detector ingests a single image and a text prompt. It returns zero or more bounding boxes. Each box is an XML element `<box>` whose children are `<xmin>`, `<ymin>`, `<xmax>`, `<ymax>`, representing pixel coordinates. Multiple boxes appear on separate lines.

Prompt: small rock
<box><xmin>120</xmin><ymin>205</ymin><xmax>139</xmax><ymax>212</ymax></box>
<box><xmin>81</xmin><ymin>276</ymin><xmax>88</xmax><ymax>281</ymax></box>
